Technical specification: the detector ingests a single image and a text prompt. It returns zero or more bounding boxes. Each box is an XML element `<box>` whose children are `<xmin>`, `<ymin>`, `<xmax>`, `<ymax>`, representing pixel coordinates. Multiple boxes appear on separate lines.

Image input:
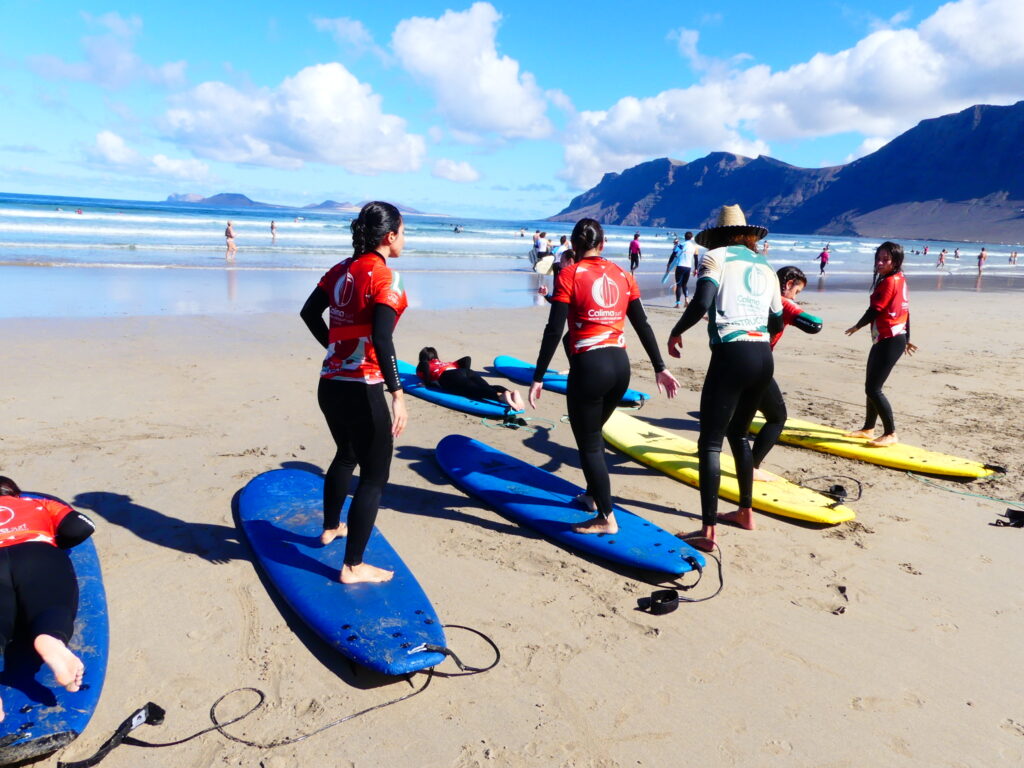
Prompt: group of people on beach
<box><xmin>0</xmin><ymin>201</ymin><xmax>918</xmax><ymax>717</ymax></box>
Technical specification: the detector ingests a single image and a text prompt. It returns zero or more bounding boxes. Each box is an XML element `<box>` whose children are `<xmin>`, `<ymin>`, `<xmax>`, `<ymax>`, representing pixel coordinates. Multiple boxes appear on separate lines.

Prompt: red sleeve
<box><xmin>781</xmin><ymin>297</ymin><xmax>803</xmax><ymax>327</ymax></box>
<box><xmin>42</xmin><ymin>498</ymin><xmax>74</xmax><ymax>527</ymax></box>
<box><xmin>370</xmin><ymin>263</ymin><xmax>405</xmax><ymax>312</ymax></box>
<box><xmin>551</xmin><ymin>263</ymin><xmax>574</xmax><ymax>304</ymax></box>
<box><xmin>869</xmin><ymin>278</ymin><xmax>895</xmax><ymax>313</ymax></box>
<box><xmin>625</xmin><ymin>270</ymin><xmax>641</xmax><ymax>302</ymax></box>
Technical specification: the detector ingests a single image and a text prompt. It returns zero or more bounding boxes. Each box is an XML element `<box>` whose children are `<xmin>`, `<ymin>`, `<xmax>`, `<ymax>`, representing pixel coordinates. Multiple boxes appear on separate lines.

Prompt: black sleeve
<box><xmin>626</xmin><ymin>299</ymin><xmax>666</xmax><ymax>373</ymax></box>
<box><xmin>854</xmin><ymin>307</ymin><xmax>879</xmax><ymax>329</ymax></box>
<box><xmin>768</xmin><ymin>311</ymin><xmax>785</xmax><ymax>335</ymax></box>
<box><xmin>533</xmin><ymin>301</ymin><xmax>569</xmax><ymax>382</ymax></box>
<box><xmin>371</xmin><ymin>304</ymin><xmax>402</xmax><ymax>392</ymax></box>
<box><xmin>906</xmin><ymin>314</ymin><xmax>911</xmax><ymax>343</ymax></box>
<box><xmin>670</xmin><ymin>278</ymin><xmax>717</xmax><ymax>337</ymax></box>
<box><xmin>300</xmin><ymin>287</ymin><xmax>331</xmax><ymax>349</ymax></box>
<box><xmin>56</xmin><ymin>510</ymin><xmax>95</xmax><ymax>550</ymax></box>
<box><xmin>791</xmin><ymin>311</ymin><xmax>823</xmax><ymax>335</ymax></box>
<box><xmin>456</xmin><ymin>356</ymin><xmax>472</xmax><ymax>369</ymax></box>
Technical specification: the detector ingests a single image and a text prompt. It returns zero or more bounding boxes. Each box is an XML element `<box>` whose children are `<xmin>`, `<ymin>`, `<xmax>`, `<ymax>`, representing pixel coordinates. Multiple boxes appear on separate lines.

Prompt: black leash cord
<box><xmin>675</xmin><ymin>547</ymin><xmax>724</xmax><ymax>603</ymax></box>
<box><xmin>58</xmin><ymin>624</ymin><xmax>499</xmax><ymax>762</ymax></box>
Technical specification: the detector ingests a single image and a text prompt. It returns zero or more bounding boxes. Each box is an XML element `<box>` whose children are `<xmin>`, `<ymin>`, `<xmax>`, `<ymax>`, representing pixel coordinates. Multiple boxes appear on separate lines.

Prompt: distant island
<box><xmin>166</xmin><ymin>193</ymin><xmax>424</xmax><ymax>215</ymax></box>
<box><xmin>549</xmin><ymin>101</ymin><xmax>1024</xmax><ymax>242</ymax></box>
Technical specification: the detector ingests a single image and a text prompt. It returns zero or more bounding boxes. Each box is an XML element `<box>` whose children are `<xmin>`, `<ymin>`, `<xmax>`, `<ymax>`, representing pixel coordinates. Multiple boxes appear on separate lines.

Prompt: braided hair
<box><xmin>351</xmin><ymin>201</ymin><xmax>402</xmax><ymax>257</ymax></box>
<box><xmin>570</xmin><ymin>218</ymin><xmax>604</xmax><ymax>256</ymax></box>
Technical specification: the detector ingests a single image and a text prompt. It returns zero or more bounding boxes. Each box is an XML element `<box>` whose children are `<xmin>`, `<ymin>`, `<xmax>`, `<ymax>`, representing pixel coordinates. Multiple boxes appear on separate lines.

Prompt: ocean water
<box><xmin>1</xmin><ymin>191</ymin><xmax>1021</xmax><ymax>318</ymax></box>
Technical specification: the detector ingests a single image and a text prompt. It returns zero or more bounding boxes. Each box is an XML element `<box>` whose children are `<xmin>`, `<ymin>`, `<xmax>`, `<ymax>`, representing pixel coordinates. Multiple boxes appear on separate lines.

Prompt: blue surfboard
<box><xmin>493</xmin><ymin>355</ymin><xmax>650</xmax><ymax>407</ymax></box>
<box><xmin>237</xmin><ymin>469</ymin><xmax>446</xmax><ymax>676</ymax></box>
<box><xmin>397</xmin><ymin>360</ymin><xmax>522</xmax><ymax>419</ymax></box>
<box><xmin>435</xmin><ymin>435</ymin><xmax>704</xmax><ymax>575</ymax></box>
<box><xmin>0</xmin><ymin>496</ymin><xmax>108</xmax><ymax>766</ymax></box>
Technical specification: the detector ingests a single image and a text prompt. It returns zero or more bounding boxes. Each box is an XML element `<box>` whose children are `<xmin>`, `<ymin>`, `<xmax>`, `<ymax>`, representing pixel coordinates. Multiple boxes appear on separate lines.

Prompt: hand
<box><xmin>906</xmin><ymin>342</ymin><xmax>918</xmax><ymax>356</ymax></box>
<box><xmin>667</xmin><ymin>335</ymin><xmax>683</xmax><ymax>358</ymax></box>
<box><xmin>390</xmin><ymin>390</ymin><xmax>408</xmax><ymax>437</ymax></box>
<box><xmin>656</xmin><ymin>369</ymin><xmax>680</xmax><ymax>399</ymax></box>
<box><xmin>845</xmin><ymin>326</ymin><xmax>860</xmax><ymax>336</ymax></box>
<box><xmin>528</xmin><ymin>382</ymin><xmax>543</xmax><ymax>409</ymax></box>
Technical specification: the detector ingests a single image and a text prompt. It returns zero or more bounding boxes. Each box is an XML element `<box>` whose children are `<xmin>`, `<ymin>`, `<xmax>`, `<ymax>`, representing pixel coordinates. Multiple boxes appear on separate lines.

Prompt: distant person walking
<box><xmin>817</xmin><ymin>247</ymin><xmax>829</xmax><ymax>275</ymax></box>
<box><xmin>628</xmin><ymin>233</ymin><xmax>642</xmax><ymax>272</ymax></box>
<box><xmin>936</xmin><ymin>248</ymin><xmax>947</xmax><ymax>268</ymax></box>
<box><xmin>270</xmin><ymin>220</ymin><xmax>277</xmax><ymax>242</ymax></box>
<box><xmin>225</xmin><ymin>221</ymin><xmax>237</xmax><ymax>260</ymax></box>
<box><xmin>977</xmin><ymin>247</ymin><xmax>987</xmax><ymax>274</ymax></box>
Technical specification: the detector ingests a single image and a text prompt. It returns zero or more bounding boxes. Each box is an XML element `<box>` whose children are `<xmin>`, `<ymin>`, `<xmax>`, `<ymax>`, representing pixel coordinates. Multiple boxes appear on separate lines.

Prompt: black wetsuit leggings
<box><xmin>438</xmin><ymin>368</ymin><xmax>509</xmax><ymax>404</ymax></box>
<box><xmin>751</xmin><ymin>377</ymin><xmax>786</xmax><ymax>468</ymax></box>
<box><xmin>698</xmin><ymin>343</ymin><xmax>774</xmax><ymax>526</ymax></box>
<box><xmin>566</xmin><ymin>347</ymin><xmax>631</xmax><ymax>518</ymax></box>
<box><xmin>0</xmin><ymin>542</ymin><xmax>78</xmax><ymax>651</ymax></box>
<box><xmin>674</xmin><ymin>266</ymin><xmax>691</xmax><ymax>302</ymax></box>
<box><xmin>862</xmin><ymin>335</ymin><xmax>906</xmax><ymax>435</ymax></box>
<box><xmin>318</xmin><ymin>378</ymin><xmax>393</xmax><ymax>566</ymax></box>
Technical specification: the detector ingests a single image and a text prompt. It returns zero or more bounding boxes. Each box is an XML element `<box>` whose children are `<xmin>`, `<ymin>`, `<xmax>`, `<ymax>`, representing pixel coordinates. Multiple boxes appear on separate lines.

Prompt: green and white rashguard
<box><xmin>697</xmin><ymin>245</ymin><xmax>783</xmax><ymax>344</ymax></box>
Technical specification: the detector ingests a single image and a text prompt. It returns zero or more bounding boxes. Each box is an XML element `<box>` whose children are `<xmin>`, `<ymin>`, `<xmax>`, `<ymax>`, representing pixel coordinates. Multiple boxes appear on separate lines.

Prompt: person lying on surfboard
<box><xmin>0</xmin><ymin>476</ymin><xmax>95</xmax><ymax>722</ymax></box>
<box><xmin>751</xmin><ymin>266</ymin><xmax>822</xmax><ymax>481</ymax></box>
<box><xmin>416</xmin><ymin>347</ymin><xmax>525</xmax><ymax>411</ymax></box>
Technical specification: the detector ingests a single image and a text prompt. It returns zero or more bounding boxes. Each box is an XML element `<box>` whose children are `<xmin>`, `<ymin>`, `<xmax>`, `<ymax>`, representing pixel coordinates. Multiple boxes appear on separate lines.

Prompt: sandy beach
<box><xmin>2</xmin><ymin>288</ymin><xmax>1023</xmax><ymax>767</ymax></box>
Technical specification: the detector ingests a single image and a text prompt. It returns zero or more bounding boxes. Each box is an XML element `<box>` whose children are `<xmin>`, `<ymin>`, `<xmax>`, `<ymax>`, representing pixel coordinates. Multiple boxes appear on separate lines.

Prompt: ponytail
<box><xmin>570</xmin><ymin>218</ymin><xmax>604</xmax><ymax>256</ymax></box>
<box><xmin>351</xmin><ymin>201</ymin><xmax>402</xmax><ymax>257</ymax></box>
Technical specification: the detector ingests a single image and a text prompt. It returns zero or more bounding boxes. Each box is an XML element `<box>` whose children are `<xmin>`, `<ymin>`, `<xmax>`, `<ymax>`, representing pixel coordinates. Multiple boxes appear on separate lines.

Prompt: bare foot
<box><xmin>868</xmin><ymin>432</ymin><xmax>898</xmax><ymax>447</ymax></box>
<box><xmin>677</xmin><ymin>526</ymin><xmax>716</xmax><ymax>552</ymax></box>
<box><xmin>34</xmin><ymin>635</ymin><xmax>84</xmax><ymax>692</ymax></box>
<box><xmin>719</xmin><ymin>507</ymin><xmax>756</xmax><ymax>530</ymax></box>
<box><xmin>844</xmin><ymin>428</ymin><xmax>875</xmax><ymax>440</ymax></box>
<box><xmin>340</xmin><ymin>562</ymin><xmax>394</xmax><ymax>584</ymax></box>
<box><xmin>574</xmin><ymin>492</ymin><xmax>597</xmax><ymax>512</ymax></box>
<box><xmin>510</xmin><ymin>391</ymin><xmax>525</xmax><ymax>410</ymax></box>
<box><xmin>752</xmin><ymin>467</ymin><xmax>781</xmax><ymax>482</ymax></box>
<box><xmin>572</xmin><ymin>513</ymin><xmax>618</xmax><ymax>535</ymax></box>
<box><xmin>321</xmin><ymin>523</ymin><xmax>348</xmax><ymax>545</ymax></box>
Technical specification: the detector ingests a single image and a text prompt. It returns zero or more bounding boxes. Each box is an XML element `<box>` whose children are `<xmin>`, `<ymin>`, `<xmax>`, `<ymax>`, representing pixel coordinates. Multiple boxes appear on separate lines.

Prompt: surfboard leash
<box><xmin>637</xmin><ymin>545</ymin><xmax>725</xmax><ymax>612</ymax></box>
<box><xmin>483</xmin><ymin>414</ymin><xmax>556</xmax><ymax>433</ymax></box>
<box><xmin>905</xmin><ymin>472</ymin><xmax>1024</xmax><ymax>521</ymax></box>
<box><xmin>798</xmin><ymin>474</ymin><xmax>864</xmax><ymax>506</ymax></box>
<box><xmin>56</xmin><ymin>624</ymin><xmax>500</xmax><ymax>765</ymax></box>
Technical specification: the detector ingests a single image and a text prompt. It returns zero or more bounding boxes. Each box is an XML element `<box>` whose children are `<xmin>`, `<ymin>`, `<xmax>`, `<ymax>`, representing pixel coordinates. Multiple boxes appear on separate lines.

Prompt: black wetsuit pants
<box><xmin>751</xmin><ymin>377</ymin><xmax>786</xmax><ymax>468</ymax></box>
<box><xmin>0</xmin><ymin>542</ymin><xmax>78</xmax><ymax>651</ymax></box>
<box><xmin>438</xmin><ymin>368</ymin><xmax>508</xmax><ymax>404</ymax></box>
<box><xmin>629</xmin><ymin>254</ymin><xmax>640</xmax><ymax>271</ymax></box>
<box><xmin>698</xmin><ymin>343</ymin><xmax>774</xmax><ymax>526</ymax></box>
<box><xmin>566</xmin><ymin>347</ymin><xmax>631</xmax><ymax>518</ymax></box>
<box><xmin>674</xmin><ymin>266</ymin><xmax>691</xmax><ymax>302</ymax></box>
<box><xmin>862</xmin><ymin>335</ymin><xmax>906</xmax><ymax>435</ymax></box>
<box><xmin>318</xmin><ymin>378</ymin><xmax>393</xmax><ymax>566</ymax></box>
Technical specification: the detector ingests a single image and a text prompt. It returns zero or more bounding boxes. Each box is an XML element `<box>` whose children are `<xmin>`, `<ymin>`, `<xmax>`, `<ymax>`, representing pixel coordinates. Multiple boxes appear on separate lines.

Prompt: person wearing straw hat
<box><xmin>666</xmin><ymin>204</ymin><xmax>783</xmax><ymax>552</ymax></box>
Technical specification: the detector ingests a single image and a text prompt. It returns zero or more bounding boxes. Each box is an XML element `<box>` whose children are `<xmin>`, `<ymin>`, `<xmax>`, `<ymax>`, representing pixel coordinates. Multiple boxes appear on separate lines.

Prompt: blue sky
<box><xmin>2</xmin><ymin>0</ymin><xmax>1023</xmax><ymax>218</ymax></box>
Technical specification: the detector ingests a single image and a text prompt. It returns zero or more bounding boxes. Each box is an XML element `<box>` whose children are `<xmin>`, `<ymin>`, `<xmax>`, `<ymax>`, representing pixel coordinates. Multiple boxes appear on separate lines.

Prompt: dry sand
<box><xmin>1</xmin><ymin>288</ymin><xmax>1022</xmax><ymax>767</ymax></box>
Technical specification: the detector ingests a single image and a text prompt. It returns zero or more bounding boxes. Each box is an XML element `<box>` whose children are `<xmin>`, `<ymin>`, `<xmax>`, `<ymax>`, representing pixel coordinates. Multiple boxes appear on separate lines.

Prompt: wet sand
<box><xmin>2</xmin><ymin>289</ymin><xmax>1023</xmax><ymax>767</ymax></box>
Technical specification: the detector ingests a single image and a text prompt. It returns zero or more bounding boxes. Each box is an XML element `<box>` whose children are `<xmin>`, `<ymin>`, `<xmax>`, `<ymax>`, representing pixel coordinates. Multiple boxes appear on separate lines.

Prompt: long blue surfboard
<box><xmin>493</xmin><ymin>355</ymin><xmax>650</xmax><ymax>407</ymax></box>
<box><xmin>435</xmin><ymin>435</ymin><xmax>704</xmax><ymax>575</ymax></box>
<box><xmin>237</xmin><ymin>469</ymin><xmax>446</xmax><ymax>676</ymax></box>
<box><xmin>397</xmin><ymin>360</ymin><xmax>521</xmax><ymax>419</ymax></box>
<box><xmin>0</xmin><ymin>495</ymin><xmax>108</xmax><ymax>766</ymax></box>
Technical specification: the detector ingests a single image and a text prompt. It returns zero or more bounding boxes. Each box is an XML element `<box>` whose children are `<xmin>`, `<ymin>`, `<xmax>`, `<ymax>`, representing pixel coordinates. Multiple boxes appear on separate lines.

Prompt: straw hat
<box><xmin>695</xmin><ymin>204</ymin><xmax>768</xmax><ymax>248</ymax></box>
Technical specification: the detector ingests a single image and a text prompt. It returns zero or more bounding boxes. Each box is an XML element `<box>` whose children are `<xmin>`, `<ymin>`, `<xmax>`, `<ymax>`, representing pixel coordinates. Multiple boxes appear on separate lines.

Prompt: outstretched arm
<box><xmin>300</xmin><ymin>287</ymin><xmax>330</xmax><ymax>348</ymax></box>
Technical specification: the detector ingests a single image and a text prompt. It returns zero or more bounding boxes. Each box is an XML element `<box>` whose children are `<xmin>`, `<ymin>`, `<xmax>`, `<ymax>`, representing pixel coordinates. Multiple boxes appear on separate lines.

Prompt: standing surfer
<box><xmin>300</xmin><ymin>202</ymin><xmax>408</xmax><ymax>584</ymax></box>
<box><xmin>529</xmin><ymin>218</ymin><xmax>679</xmax><ymax>535</ymax></box>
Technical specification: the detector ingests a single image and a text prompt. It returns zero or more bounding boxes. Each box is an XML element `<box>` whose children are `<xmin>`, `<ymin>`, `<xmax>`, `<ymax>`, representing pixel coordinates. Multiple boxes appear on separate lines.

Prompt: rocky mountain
<box><xmin>303</xmin><ymin>199</ymin><xmax>358</xmax><ymax>211</ymax></box>
<box><xmin>549</xmin><ymin>101</ymin><xmax>1024</xmax><ymax>241</ymax></box>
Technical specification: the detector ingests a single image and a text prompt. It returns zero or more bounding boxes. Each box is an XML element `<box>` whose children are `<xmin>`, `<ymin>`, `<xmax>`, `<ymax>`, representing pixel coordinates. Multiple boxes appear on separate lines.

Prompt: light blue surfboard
<box><xmin>237</xmin><ymin>469</ymin><xmax>446</xmax><ymax>676</ymax></box>
<box><xmin>397</xmin><ymin>360</ymin><xmax>521</xmax><ymax>419</ymax></box>
<box><xmin>0</xmin><ymin>495</ymin><xmax>108</xmax><ymax>766</ymax></box>
<box><xmin>493</xmin><ymin>355</ymin><xmax>650</xmax><ymax>407</ymax></box>
<box><xmin>435</xmin><ymin>435</ymin><xmax>704</xmax><ymax>575</ymax></box>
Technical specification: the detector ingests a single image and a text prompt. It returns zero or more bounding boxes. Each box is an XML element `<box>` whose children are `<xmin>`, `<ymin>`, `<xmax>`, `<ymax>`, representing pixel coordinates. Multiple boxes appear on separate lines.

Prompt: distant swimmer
<box><xmin>977</xmin><ymin>247</ymin><xmax>987</xmax><ymax>274</ymax></box>
<box><xmin>225</xmin><ymin>221</ymin><xmax>237</xmax><ymax>260</ymax></box>
<box><xmin>936</xmin><ymin>248</ymin><xmax>947</xmax><ymax>268</ymax></box>
<box><xmin>844</xmin><ymin>241</ymin><xmax>917</xmax><ymax>448</ymax></box>
<box><xmin>270</xmin><ymin>220</ymin><xmax>277</xmax><ymax>241</ymax></box>
<box><xmin>628</xmin><ymin>232</ymin><xmax>642</xmax><ymax>272</ymax></box>
<box><xmin>953</xmin><ymin>247</ymin><xmax>960</xmax><ymax>259</ymax></box>
<box><xmin>75</xmin><ymin>209</ymin><xmax>83</xmax><ymax>215</ymax></box>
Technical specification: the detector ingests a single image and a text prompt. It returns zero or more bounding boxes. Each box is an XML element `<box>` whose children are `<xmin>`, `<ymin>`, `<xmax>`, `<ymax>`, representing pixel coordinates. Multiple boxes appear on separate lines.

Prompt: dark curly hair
<box><xmin>0</xmin><ymin>476</ymin><xmax>21</xmax><ymax>497</ymax></box>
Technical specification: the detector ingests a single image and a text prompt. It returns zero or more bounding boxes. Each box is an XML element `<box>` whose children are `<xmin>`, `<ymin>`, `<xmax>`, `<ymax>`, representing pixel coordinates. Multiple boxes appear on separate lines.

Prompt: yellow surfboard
<box><xmin>603</xmin><ymin>411</ymin><xmax>856</xmax><ymax>525</ymax></box>
<box><xmin>750</xmin><ymin>415</ymin><xmax>998</xmax><ymax>479</ymax></box>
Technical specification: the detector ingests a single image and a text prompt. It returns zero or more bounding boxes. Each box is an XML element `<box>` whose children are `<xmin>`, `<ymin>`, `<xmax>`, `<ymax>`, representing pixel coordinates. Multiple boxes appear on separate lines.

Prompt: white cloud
<box><xmin>392</xmin><ymin>2</ymin><xmax>552</xmax><ymax>140</ymax></box>
<box><xmin>432</xmin><ymin>158</ymin><xmax>481</xmax><ymax>183</ymax></box>
<box><xmin>314</xmin><ymin>17</ymin><xmax>390</xmax><ymax>62</ymax></box>
<box><xmin>28</xmin><ymin>12</ymin><xmax>187</xmax><ymax>90</ymax></box>
<box><xmin>87</xmin><ymin>131</ymin><xmax>210</xmax><ymax>181</ymax></box>
<box><xmin>163</xmin><ymin>63</ymin><xmax>425</xmax><ymax>175</ymax></box>
<box><xmin>844</xmin><ymin>136</ymin><xmax>890</xmax><ymax>163</ymax></box>
<box><xmin>561</xmin><ymin>0</ymin><xmax>1024</xmax><ymax>188</ymax></box>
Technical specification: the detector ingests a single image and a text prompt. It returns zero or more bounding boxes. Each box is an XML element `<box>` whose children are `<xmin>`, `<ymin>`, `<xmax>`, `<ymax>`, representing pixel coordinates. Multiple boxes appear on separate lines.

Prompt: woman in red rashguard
<box><xmin>845</xmin><ymin>241</ymin><xmax>918</xmax><ymax>447</ymax></box>
<box><xmin>0</xmin><ymin>476</ymin><xmax>96</xmax><ymax>722</ymax></box>
<box><xmin>529</xmin><ymin>218</ymin><xmax>679</xmax><ymax>535</ymax></box>
<box><xmin>300</xmin><ymin>201</ymin><xmax>408</xmax><ymax>585</ymax></box>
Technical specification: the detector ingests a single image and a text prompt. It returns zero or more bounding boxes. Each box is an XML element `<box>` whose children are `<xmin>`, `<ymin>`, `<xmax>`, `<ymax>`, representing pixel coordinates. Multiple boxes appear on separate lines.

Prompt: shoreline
<box><xmin>2</xmin><ymin>263</ymin><xmax>1022</xmax><ymax>319</ymax></box>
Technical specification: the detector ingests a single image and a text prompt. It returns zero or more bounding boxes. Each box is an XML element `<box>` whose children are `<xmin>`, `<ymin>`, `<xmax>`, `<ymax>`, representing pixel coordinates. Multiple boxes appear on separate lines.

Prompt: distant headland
<box><xmin>165</xmin><ymin>192</ymin><xmax>424</xmax><ymax>215</ymax></box>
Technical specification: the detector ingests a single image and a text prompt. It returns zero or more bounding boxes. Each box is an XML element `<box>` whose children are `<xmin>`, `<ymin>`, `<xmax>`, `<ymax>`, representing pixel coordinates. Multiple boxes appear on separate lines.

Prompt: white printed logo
<box><xmin>0</xmin><ymin>506</ymin><xmax>14</xmax><ymax>526</ymax></box>
<box><xmin>591</xmin><ymin>274</ymin><xmax>620</xmax><ymax>309</ymax></box>
<box><xmin>334</xmin><ymin>271</ymin><xmax>355</xmax><ymax>307</ymax></box>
